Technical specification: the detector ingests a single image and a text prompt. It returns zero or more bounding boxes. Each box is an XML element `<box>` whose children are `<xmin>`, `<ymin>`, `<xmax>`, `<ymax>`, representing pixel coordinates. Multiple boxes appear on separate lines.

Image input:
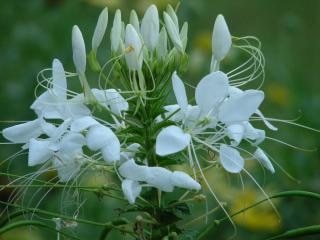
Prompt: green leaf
<box><xmin>266</xmin><ymin>225</ymin><xmax>320</xmax><ymax>239</ymax></box>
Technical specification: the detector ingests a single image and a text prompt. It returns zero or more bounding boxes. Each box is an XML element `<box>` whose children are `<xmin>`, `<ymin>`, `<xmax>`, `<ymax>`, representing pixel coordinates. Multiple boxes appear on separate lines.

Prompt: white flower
<box><xmin>31</xmin><ymin>59</ymin><xmax>90</xmax><ymax>120</ymax></box>
<box><xmin>124</xmin><ymin>24</ymin><xmax>143</xmax><ymax>71</ymax></box>
<box><xmin>156</xmin><ymin>71</ymin><xmax>229</xmax><ymax>156</ymax></box>
<box><xmin>72</xmin><ymin>25</ymin><xmax>87</xmax><ymax>75</ymax></box>
<box><xmin>92</xmin><ymin>7</ymin><xmax>108</xmax><ymax>51</ymax></box>
<box><xmin>118</xmin><ymin>159</ymin><xmax>201</xmax><ymax>202</ymax></box>
<box><xmin>141</xmin><ymin>4</ymin><xmax>159</xmax><ymax>51</ymax></box>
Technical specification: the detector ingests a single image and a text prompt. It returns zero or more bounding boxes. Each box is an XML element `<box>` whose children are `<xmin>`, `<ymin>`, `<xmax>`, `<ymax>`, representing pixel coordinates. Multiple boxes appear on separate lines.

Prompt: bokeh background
<box><xmin>0</xmin><ymin>0</ymin><xmax>319</xmax><ymax>239</ymax></box>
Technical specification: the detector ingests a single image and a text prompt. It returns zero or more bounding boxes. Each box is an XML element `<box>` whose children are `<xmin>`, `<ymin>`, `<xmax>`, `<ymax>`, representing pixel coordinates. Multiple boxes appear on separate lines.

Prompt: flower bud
<box><xmin>163</xmin><ymin>12</ymin><xmax>183</xmax><ymax>52</ymax></box>
<box><xmin>92</xmin><ymin>7</ymin><xmax>108</xmax><ymax>51</ymax></box>
<box><xmin>156</xmin><ymin>27</ymin><xmax>168</xmax><ymax>60</ymax></box>
<box><xmin>180</xmin><ymin>22</ymin><xmax>188</xmax><ymax>51</ymax></box>
<box><xmin>72</xmin><ymin>25</ymin><xmax>86</xmax><ymax>75</ymax></box>
<box><xmin>110</xmin><ymin>9</ymin><xmax>122</xmax><ymax>53</ymax></box>
<box><xmin>129</xmin><ymin>10</ymin><xmax>140</xmax><ymax>33</ymax></box>
<box><xmin>141</xmin><ymin>4</ymin><xmax>159</xmax><ymax>51</ymax></box>
<box><xmin>212</xmin><ymin>14</ymin><xmax>232</xmax><ymax>61</ymax></box>
<box><xmin>125</xmin><ymin>24</ymin><xmax>143</xmax><ymax>71</ymax></box>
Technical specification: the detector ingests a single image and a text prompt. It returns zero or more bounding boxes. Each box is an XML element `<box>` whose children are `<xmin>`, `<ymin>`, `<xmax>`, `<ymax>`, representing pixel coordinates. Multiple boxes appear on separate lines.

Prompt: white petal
<box><xmin>226</xmin><ymin>124</ymin><xmax>245</xmax><ymax>146</ymax></box>
<box><xmin>146</xmin><ymin>167</ymin><xmax>174</xmax><ymax>192</ymax></box>
<box><xmin>2</xmin><ymin>119</ymin><xmax>43</xmax><ymax>143</ymax></box>
<box><xmin>58</xmin><ymin>133</ymin><xmax>85</xmax><ymax>154</ymax></box>
<box><xmin>141</xmin><ymin>5</ymin><xmax>159</xmax><ymax>50</ymax></box>
<box><xmin>101</xmin><ymin>143</ymin><xmax>120</xmax><ymax>164</ymax></box>
<box><xmin>156</xmin><ymin>126</ymin><xmax>191</xmax><ymax>156</ymax></box>
<box><xmin>219</xmin><ymin>90</ymin><xmax>264</xmax><ymax>125</ymax></box>
<box><xmin>122</xmin><ymin>179</ymin><xmax>142</xmax><ymax>204</ymax></box>
<box><xmin>243</xmin><ymin>122</ymin><xmax>265</xmax><ymax>145</ymax></box>
<box><xmin>105</xmin><ymin>89</ymin><xmax>129</xmax><ymax>115</ymax></box>
<box><xmin>219</xmin><ymin>144</ymin><xmax>244</xmax><ymax>173</ymax></box>
<box><xmin>66</xmin><ymin>95</ymin><xmax>91</xmax><ymax>118</ymax></box>
<box><xmin>72</xmin><ymin>25</ymin><xmax>86</xmax><ymax>75</ymax></box>
<box><xmin>255</xmin><ymin>110</ymin><xmax>278</xmax><ymax>131</ymax></box>
<box><xmin>53</xmin><ymin>151</ymin><xmax>83</xmax><ymax>182</ymax></box>
<box><xmin>110</xmin><ymin>10</ymin><xmax>122</xmax><ymax>53</ymax></box>
<box><xmin>171</xmin><ymin>171</ymin><xmax>201</xmax><ymax>190</ymax></box>
<box><xmin>254</xmin><ymin>148</ymin><xmax>275</xmax><ymax>173</ymax></box>
<box><xmin>195</xmin><ymin>71</ymin><xmax>229</xmax><ymax>115</ymax></box>
<box><xmin>86</xmin><ymin>125</ymin><xmax>118</xmax><ymax>151</ymax></box>
<box><xmin>52</xmin><ymin>59</ymin><xmax>67</xmax><ymax>99</ymax></box>
<box><xmin>172</xmin><ymin>72</ymin><xmax>188</xmax><ymax>113</ymax></box>
<box><xmin>212</xmin><ymin>14</ymin><xmax>232</xmax><ymax>61</ymax></box>
<box><xmin>118</xmin><ymin>159</ymin><xmax>150</xmax><ymax>181</ymax></box>
<box><xmin>228</xmin><ymin>86</ymin><xmax>243</xmax><ymax>97</ymax></box>
<box><xmin>40</xmin><ymin>120</ymin><xmax>57</xmax><ymax>137</ymax></box>
<box><xmin>121</xmin><ymin>143</ymin><xmax>141</xmax><ymax>160</ymax></box>
<box><xmin>92</xmin><ymin>7</ymin><xmax>108</xmax><ymax>51</ymax></box>
<box><xmin>31</xmin><ymin>91</ymin><xmax>64</xmax><ymax>119</ymax></box>
<box><xmin>163</xmin><ymin>12</ymin><xmax>183</xmax><ymax>52</ymax></box>
<box><xmin>125</xmin><ymin>24</ymin><xmax>143</xmax><ymax>71</ymax></box>
<box><xmin>163</xmin><ymin>104</ymin><xmax>184</xmax><ymax>122</ymax></box>
<box><xmin>70</xmin><ymin>116</ymin><xmax>99</xmax><ymax>132</ymax></box>
<box><xmin>28</xmin><ymin>139</ymin><xmax>53</xmax><ymax>166</ymax></box>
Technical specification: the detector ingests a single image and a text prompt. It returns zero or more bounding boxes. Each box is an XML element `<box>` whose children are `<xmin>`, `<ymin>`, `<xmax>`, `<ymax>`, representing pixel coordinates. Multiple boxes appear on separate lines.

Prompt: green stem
<box><xmin>266</xmin><ymin>225</ymin><xmax>320</xmax><ymax>239</ymax></box>
<box><xmin>197</xmin><ymin>190</ymin><xmax>320</xmax><ymax>240</ymax></box>
<box><xmin>0</xmin><ymin>220</ymin><xmax>80</xmax><ymax>240</ymax></box>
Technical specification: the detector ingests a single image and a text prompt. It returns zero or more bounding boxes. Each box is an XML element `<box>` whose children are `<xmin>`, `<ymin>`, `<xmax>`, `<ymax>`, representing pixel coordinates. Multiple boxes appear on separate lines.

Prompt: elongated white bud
<box><xmin>110</xmin><ymin>9</ymin><xmax>122</xmax><ymax>53</ymax></box>
<box><xmin>156</xmin><ymin>27</ymin><xmax>168</xmax><ymax>60</ymax></box>
<box><xmin>166</xmin><ymin>4</ymin><xmax>179</xmax><ymax>28</ymax></box>
<box><xmin>72</xmin><ymin>25</ymin><xmax>86</xmax><ymax>75</ymax></box>
<box><xmin>180</xmin><ymin>22</ymin><xmax>188</xmax><ymax>51</ymax></box>
<box><xmin>130</xmin><ymin>10</ymin><xmax>140</xmax><ymax>33</ymax></box>
<box><xmin>92</xmin><ymin>7</ymin><xmax>108</xmax><ymax>51</ymax></box>
<box><xmin>212</xmin><ymin>14</ymin><xmax>232</xmax><ymax>61</ymax></box>
<box><xmin>125</xmin><ymin>24</ymin><xmax>143</xmax><ymax>71</ymax></box>
<box><xmin>163</xmin><ymin>12</ymin><xmax>183</xmax><ymax>52</ymax></box>
<box><xmin>141</xmin><ymin>4</ymin><xmax>159</xmax><ymax>51</ymax></box>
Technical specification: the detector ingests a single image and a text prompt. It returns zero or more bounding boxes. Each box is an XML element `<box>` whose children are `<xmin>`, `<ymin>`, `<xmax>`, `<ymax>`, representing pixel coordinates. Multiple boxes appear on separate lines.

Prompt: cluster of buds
<box><xmin>3</xmin><ymin>4</ymin><xmax>277</xmax><ymax>205</ymax></box>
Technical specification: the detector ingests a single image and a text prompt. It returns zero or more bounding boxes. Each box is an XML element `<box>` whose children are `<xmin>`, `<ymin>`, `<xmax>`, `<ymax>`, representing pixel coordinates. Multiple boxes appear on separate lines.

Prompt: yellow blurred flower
<box><xmin>266</xmin><ymin>83</ymin><xmax>291</xmax><ymax>107</ymax></box>
<box><xmin>230</xmin><ymin>189</ymin><xmax>281</xmax><ymax>232</ymax></box>
<box><xmin>194</xmin><ymin>31</ymin><xmax>212</xmax><ymax>53</ymax></box>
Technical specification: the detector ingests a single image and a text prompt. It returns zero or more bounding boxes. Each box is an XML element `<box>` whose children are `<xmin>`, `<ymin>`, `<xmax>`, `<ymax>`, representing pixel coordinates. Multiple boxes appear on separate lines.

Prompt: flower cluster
<box><xmin>2</xmin><ymin>4</ymin><xmax>277</xmax><ymax>205</ymax></box>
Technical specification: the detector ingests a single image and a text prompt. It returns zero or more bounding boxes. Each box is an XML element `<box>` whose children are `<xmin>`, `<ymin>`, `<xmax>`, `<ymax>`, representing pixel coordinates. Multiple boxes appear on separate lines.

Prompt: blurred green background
<box><xmin>0</xmin><ymin>0</ymin><xmax>319</xmax><ymax>239</ymax></box>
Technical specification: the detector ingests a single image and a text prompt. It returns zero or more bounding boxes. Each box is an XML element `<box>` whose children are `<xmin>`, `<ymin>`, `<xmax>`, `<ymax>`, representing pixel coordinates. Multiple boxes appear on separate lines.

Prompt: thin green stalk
<box><xmin>266</xmin><ymin>225</ymin><xmax>320</xmax><ymax>239</ymax></box>
<box><xmin>0</xmin><ymin>220</ymin><xmax>80</xmax><ymax>240</ymax></box>
<box><xmin>197</xmin><ymin>190</ymin><xmax>320</xmax><ymax>240</ymax></box>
